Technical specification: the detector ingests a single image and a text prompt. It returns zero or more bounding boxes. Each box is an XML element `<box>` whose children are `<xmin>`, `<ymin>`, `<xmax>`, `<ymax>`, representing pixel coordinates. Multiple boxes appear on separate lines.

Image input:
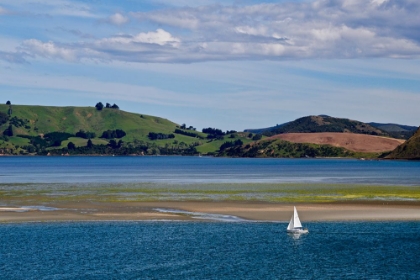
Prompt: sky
<box><xmin>0</xmin><ymin>0</ymin><xmax>419</xmax><ymax>131</ymax></box>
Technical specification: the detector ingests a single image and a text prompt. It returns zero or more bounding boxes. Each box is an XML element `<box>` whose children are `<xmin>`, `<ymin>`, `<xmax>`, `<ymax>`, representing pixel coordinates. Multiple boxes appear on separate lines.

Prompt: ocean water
<box><xmin>1</xmin><ymin>157</ymin><xmax>420</xmax><ymax>279</ymax></box>
<box><xmin>1</xmin><ymin>222</ymin><xmax>420</xmax><ymax>279</ymax></box>
<box><xmin>1</xmin><ymin>156</ymin><xmax>420</xmax><ymax>185</ymax></box>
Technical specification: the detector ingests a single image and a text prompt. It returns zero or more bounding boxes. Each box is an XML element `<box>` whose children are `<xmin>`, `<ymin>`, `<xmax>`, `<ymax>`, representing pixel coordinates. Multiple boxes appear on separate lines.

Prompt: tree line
<box><xmin>174</xmin><ymin>129</ymin><xmax>204</xmax><ymax>139</ymax></box>
<box><xmin>95</xmin><ymin>102</ymin><xmax>120</xmax><ymax>110</ymax></box>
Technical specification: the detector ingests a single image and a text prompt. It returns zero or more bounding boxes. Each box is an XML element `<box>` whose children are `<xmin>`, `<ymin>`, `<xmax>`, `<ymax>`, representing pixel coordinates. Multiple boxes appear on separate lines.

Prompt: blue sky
<box><xmin>0</xmin><ymin>0</ymin><xmax>419</xmax><ymax>131</ymax></box>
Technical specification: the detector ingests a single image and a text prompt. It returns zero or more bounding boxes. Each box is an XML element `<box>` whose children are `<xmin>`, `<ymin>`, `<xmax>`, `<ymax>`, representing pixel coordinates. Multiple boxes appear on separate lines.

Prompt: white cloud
<box><xmin>94</xmin><ymin>29</ymin><xmax>181</xmax><ymax>51</ymax></box>
<box><xmin>121</xmin><ymin>29</ymin><xmax>180</xmax><ymax>47</ymax></box>
<box><xmin>235</xmin><ymin>26</ymin><xmax>268</xmax><ymax>37</ymax></box>
<box><xmin>0</xmin><ymin>0</ymin><xmax>98</xmax><ymax>18</ymax></box>
<box><xmin>0</xmin><ymin>51</ymin><xmax>27</xmax><ymax>63</ymax></box>
<box><xmin>20</xmin><ymin>29</ymin><xmax>181</xmax><ymax>63</ymax></box>
<box><xmin>22</xmin><ymin>40</ymin><xmax>77</xmax><ymax>61</ymax></box>
<box><xmin>6</xmin><ymin>0</ymin><xmax>420</xmax><ymax>63</ymax></box>
<box><xmin>108</xmin><ymin>13</ymin><xmax>129</xmax><ymax>25</ymax></box>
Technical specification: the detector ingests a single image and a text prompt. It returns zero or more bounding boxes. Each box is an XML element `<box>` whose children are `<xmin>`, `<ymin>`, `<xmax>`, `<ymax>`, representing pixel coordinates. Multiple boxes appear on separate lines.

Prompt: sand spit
<box><xmin>1</xmin><ymin>202</ymin><xmax>420</xmax><ymax>223</ymax></box>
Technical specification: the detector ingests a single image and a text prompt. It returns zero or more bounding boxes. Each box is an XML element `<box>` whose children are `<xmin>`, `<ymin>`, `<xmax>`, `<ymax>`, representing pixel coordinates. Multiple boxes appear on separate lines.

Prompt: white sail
<box><xmin>293</xmin><ymin>206</ymin><xmax>302</xmax><ymax>228</ymax></box>
<box><xmin>287</xmin><ymin>216</ymin><xmax>294</xmax><ymax>230</ymax></box>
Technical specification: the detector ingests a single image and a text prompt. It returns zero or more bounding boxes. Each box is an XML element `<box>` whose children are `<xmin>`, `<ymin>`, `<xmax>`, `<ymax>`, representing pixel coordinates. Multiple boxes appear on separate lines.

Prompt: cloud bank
<box><xmin>107</xmin><ymin>13</ymin><xmax>129</xmax><ymax>25</ymax></box>
<box><xmin>6</xmin><ymin>0</ymin><xmax>420</xmax><ymax>63</ymax></box>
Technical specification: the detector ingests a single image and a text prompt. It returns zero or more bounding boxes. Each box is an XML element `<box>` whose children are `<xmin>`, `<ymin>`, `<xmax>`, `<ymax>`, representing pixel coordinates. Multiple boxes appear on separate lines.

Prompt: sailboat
<box><xmin>287</xmin><ymin>206</ymin><xmax>308</xmax><ymax>234</ymax></box>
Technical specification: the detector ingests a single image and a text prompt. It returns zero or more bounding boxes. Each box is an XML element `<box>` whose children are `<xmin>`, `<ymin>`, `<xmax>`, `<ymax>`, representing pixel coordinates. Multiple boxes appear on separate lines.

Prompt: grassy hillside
<box><xmin>264</xmin><ymin>115</ymin><xmax>389</xmax><ymax>137</ymax></box>
<box><xmin>385</xmin><ymin>127</ymin><xmax>420</xmax><ymax>159</ymax></box>
<box><xmin>0</xmin><ymin>104</ymin><xmax>250</xmax><ymax>156</ymax></box>
<box><xmin>0</xmin><ymin>104</ymin><xmax>178</xmax><ymax>142</ymax></box>
<box><xmin>218</xmin><ymin>138</ymin><xmax>379</xmax><ymax>159</ymax></box>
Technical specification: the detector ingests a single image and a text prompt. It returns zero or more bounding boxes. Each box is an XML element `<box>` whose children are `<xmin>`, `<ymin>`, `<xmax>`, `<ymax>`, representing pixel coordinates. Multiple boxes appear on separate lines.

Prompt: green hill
<box><xmin>0</xmin><ymin>104</ymin><xmax>250</xmax><ymax>155</ymax></box>
<box><xmin>0</xmin><ymin>104</ymin><xmax>178</xmax><ymax>141</ymax></box>
<box><xmin>385</xmin><ymin>127</ymin><xmax>420</xmax><ymax>159</ymax></box>
<box><xmin>263</xmin><ymin>115</ymin><xmax>389</xmax><ymax>137</ymax></box>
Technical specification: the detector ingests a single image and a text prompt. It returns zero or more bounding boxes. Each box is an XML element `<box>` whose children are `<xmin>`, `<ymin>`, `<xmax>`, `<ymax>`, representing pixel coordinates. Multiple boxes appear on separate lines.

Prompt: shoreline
<box><xmin>1</xmin><ymin>201</ymin><xmax>420</xmax><ymax>223</ymax></box>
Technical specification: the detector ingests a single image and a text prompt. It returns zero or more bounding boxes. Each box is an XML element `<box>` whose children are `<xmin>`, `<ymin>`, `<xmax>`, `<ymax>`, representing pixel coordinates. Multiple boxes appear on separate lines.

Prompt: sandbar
<box><xmin>1</xmin><ymin>201</ymin><xmax>420</xmax><ymax>223</ymax></box>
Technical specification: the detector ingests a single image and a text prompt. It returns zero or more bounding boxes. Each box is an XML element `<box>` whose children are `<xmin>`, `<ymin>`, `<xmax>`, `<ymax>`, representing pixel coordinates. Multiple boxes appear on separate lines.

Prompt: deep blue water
<box><xmin>1</xmin><ymin>156</ymin><xmax>420</xmax><ymax>185</ymax></box>
<box><xmin>1</xmin><ymin>222</ymin><xmax>420</xmax><ymax>279</ymax></box>
<box><xmin>1</xmin><ymin>157</ymin><xmax>420</xmax><ymax>279</ymax></box>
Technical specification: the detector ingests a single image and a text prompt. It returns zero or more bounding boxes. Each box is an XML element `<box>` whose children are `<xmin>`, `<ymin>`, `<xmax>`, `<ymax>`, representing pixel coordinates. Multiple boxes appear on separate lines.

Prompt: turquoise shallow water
<box><xmin>1</xmin><ymin>222</ymin><xmax>420</xmax><ymax>279</ymax></box>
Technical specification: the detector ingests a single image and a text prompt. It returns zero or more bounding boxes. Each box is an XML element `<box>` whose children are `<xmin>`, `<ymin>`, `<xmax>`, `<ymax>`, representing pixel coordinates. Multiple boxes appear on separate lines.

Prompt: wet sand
<box><xmin>1</xmin><ymin>201</ymin><xmax>420</xmax><ymax>223</ymax></box>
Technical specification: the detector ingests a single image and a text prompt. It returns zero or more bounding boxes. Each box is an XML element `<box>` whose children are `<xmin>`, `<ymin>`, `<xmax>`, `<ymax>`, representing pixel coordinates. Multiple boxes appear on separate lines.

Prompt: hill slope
<box><xmin>0</xmin><ymin>104</ymin><xmax>252</xmax><ymax>156</ymax></box>
<box><xmin>219</xmin><ymin>137</ymin><xmax>376</xmax><ymax>158</ymax></box>
<box><xmin>368</xmin><ymin>122</ymin><xmax>417</xmax><ymax>139</ymax></box>
<box><xmin>386</xmin><ymin>128</ymin><xmax>420</xmax><ymax>159</ymax></box>
<box><xmin>244</xmin><ymin>122</ymin><xmax>289</xmax><ymax>134</ymax></box>
<box><xmin>263</xmin><ymin>116</ymin><xmax>389</xmax><ymax>137</ymax></box>
<box><xmin>269</xmin><ymin>133</ymin><xmax>404</xmax><ymax>153</ymax></box>
<box><xmin>0</xmin><ymin>104</ymin><xmax>179</xmax><ymax>142</ymax></box>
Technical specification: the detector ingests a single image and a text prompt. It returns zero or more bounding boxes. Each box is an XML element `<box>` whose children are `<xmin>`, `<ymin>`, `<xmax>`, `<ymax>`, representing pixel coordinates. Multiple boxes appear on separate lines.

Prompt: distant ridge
<box><xmin>368</xmin><ymin>122</ymin><xmax>417</xmax><ymax>139</ymax></box>
<box><xmin>369</xmin><ymin>122</ymin><xmax>417</xmax><ymax>132</ymax></box>
<box><xmin>246</xmin><ymin>116</ymin><xmax>416</xmax><ymax>140</ymax></box>
<box><xmin>244</xmin><ymin>122</ymin><xmax>289</xmax><ymax>134</ymax></box>
<box><xmin>262</xmin><ymin>115</ymin><xmax>388</xmax><ymax>137</ymax></box>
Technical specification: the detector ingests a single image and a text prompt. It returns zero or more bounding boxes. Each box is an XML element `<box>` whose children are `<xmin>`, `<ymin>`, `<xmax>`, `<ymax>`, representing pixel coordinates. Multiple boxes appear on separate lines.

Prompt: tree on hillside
<box><xmin>100</xmin><ymin>129</ymin><xmax>126</xmax><ymax>139</ymax></box>
<box><xmin>3</xmin><ymin>125</ymin><xmax>13</xmax><ymax>137</ymax></box>
<box><xmin>109</xmin><ymin>139</ymin><xmax>116</xmax><ymax>148</ymax></box>
<box><xmin>106</xmin><ymin>103</ymin><xmax>111</xmax><ymax>108</ymax></box>
<box><xmin>76</xmin><ymin>129</ymin><xmax>96</xmax><ymax>139</ymax></box>
<box><xmin>67</xmin><ymin>142</ymin><xmax>76</xmax><ymax>150</ymax></box>
<box><xmin>0</xmin><ymin>112</ymin><xmax>8</xmax><ymax>125</ymax></box>
<box><xmin>95</xmin><ymin>102</ymin><xmax>104</xmax><ymax>111</ymax></box>
<box><xmin>87</xmin><ymin>139</ymin><xmax>93</xmax><ymax>148</ymax></box>
<box><xmin>6</xmin><ymin>101</ymin><xmax>11</xmax><ymax>105</ymax></box>
<box><xmin>111</xmin><ymin>103</ymin><xmax>119</xmax><ymax>109</ymax></box>
<box><xmin>52</xmin><ymin>140</ymin><xmax>62</xmax><ymax>147</ymax></box>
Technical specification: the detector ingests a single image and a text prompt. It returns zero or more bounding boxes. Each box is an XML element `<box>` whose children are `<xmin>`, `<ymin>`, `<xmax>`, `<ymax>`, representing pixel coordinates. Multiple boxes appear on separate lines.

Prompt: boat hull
<box><xmin>287</xmin><ymin>229</ymin><xmax>309</xmax><ymax>234</ymax></box>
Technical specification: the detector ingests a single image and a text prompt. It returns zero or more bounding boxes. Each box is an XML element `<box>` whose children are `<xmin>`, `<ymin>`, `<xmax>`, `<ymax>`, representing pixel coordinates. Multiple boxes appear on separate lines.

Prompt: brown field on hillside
<box><xmin>268</xmin><ymin>132</ymin><xmax>405</xmax><ymax>153</ymax></box>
